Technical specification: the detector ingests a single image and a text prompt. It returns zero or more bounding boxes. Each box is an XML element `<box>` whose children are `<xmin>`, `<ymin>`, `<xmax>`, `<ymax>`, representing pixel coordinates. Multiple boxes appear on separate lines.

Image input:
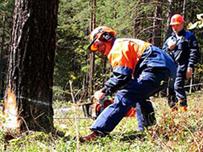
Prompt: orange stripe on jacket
<box><xmin>108</xmin><ymin>38</ymin><xmax>151</xmax><ymax>70</ymax></box>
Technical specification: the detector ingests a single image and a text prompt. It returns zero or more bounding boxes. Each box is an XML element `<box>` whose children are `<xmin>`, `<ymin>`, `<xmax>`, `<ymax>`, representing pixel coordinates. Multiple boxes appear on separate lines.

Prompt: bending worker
<box><xmin>81</xmin><ymin>26</ymin><xmax>176</xmax><ymax>142</ymax></box>
<box><xmin>163</xmin><ymin>14</ymin><xmax>199</xmax><ymax>111</ymax></box>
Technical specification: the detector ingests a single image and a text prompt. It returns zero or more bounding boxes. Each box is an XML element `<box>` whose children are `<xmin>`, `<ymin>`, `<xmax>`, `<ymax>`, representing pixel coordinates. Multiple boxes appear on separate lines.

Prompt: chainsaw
<box><xmin>82</xmin><ymin>95</ymin><xmax>136</xmax><ymax>119</ymax></box>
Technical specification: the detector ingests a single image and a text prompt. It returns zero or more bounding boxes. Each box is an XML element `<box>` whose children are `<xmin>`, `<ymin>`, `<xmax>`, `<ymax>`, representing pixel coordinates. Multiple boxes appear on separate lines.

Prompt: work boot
<box><xmin>79</xmin><ymin>131</ymin><xmax>106</xmax><ymax>142</ymax></box>
<box><xmin>137</xmin><ymin>114</ymin><xmax>156</xmax><ymax>132</ymax></box>
<box><xmin>180</xmin><ymin>106</ymin><xmax>187</xmax><ymax>112</ymax></box>
<box><xmin>143</xmin><ymin>112</ymin><xmax>156</xmax><ymax>127</ymax></box>
<box><xmin>170</xmin><ymin>104</ymin><xmax>187</xmax><ymax>112</ymax></box>
<box><xmin>136</xmin><ymin>101</ymin><xmax>157</xmax><ymax>131</ymax></box>
<box><xmin>179</xmin><ymin>100</ymin><xmax>187</xmax><ymax>112</ymax></box>
<box><xmin>170</xmin><ymin>105</ymin><xmax>187</xmax><ymax>112</ymax></box>
<box><xmin>168</xmin><ymin>95</ymin><xmax>178</xmax><ymax>112</ymax></box>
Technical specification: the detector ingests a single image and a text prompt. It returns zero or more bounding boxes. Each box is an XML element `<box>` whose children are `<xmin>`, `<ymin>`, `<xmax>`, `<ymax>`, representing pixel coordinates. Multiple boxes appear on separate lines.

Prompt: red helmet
<box><xmin>88</xmin><ymin>26</ymin><xmax>116</xmax><ymax>51</ymax></box>
<box><xmin>170</xmin><ymin>14</ymin><xmax>185</xmax><ymax>25</ymax></box>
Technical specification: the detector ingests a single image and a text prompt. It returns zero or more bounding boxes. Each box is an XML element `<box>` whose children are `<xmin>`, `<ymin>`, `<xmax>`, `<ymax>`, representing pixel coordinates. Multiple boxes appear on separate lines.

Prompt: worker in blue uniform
<box><xmin>80</xmin><ymin>26</ymin><xmax>176</xmax><ymax>142</ymax></box>
<box><xmin>163</xmin><ymin>14</ymin><xmax>199</xmax><ymax>111</ymax></box>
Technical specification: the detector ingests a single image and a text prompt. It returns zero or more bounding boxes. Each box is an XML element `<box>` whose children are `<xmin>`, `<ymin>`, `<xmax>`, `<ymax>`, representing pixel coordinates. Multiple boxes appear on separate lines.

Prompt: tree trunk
<box><xmin>0</xmin><ymin>15</ymin><xmax>6</xmax><ymax>98</ymax></box>
<box><xmin>133</xmin><ymin>15</ymin><xmax>142</xmax><ymax>38</ymax></box>
<box><xmin>3</xmin><ymin>0</ymin><xmax>58</xmax><ymax>133</ymax></box>
<box><xmin>152</xmin><ymin>0</ymin><xmax>163</xmax><ymax>47</ymax></box>
<box><xmin>133</xmin><ymin>1</ymin><xmax>147</xmax><ymax>38</ymax></box>
<box><xmin>182</xmin><ymin>0</ymin><xmax>187</xmax><ymax>17</ymax></box>
<box><xmin>102</xmin><ymin>57</ymin><xmax>107</xmax><ymax>85</ymax></box>
<box><xmin>88</xmin><ymin>0</ymin><xmax>96</xmax><ymax>96</ymax></box>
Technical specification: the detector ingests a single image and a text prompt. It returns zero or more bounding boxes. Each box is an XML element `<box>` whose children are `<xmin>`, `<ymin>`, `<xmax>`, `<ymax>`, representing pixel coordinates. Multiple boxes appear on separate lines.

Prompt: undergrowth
<box><xmin>0</xmin><ymin>90</ymin><xmax>202</xmax><ymax>152</ymax></box>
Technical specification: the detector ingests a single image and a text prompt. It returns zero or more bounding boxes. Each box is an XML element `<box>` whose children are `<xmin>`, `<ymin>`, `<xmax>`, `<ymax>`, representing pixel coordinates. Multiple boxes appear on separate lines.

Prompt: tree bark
<box><xmin>152</xmin><ymin>0</ymin><xmax>163</xmax><ymax>47</ymax></box>
<box><xmin>182</xmin><ymin>0</ymin><xmax>187</xmax><ymax>17</ymax></box>
<box><xmin>3</xmin><ymin>0</ymin><xmax>58</xmax><ymax>133</ymax></box>
<box><xmin>88</xmin><ymin>0</ymin><xmax>96</xmax><ymax>96</ymax></box>
<box><xmin>82</xmin><ymin>0</ymin><xmax>96</xmax><ymax>117</ymax></box>
<box><xmin>0</xmin><ymin>15</ymin><xmax>6</xmax><ymax>98</ymax></box>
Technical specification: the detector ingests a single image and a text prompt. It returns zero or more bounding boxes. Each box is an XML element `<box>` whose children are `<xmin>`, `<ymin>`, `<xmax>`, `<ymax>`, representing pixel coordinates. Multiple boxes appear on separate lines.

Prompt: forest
<box><xmin>0</xmin><ymin>0</ymin><xmax>202</xmax><ymax>101</ymax></box>
<box><xmin>0</xmin><ymin>0</ymin><xmax>203</xmax><ymax>151</ymax></box>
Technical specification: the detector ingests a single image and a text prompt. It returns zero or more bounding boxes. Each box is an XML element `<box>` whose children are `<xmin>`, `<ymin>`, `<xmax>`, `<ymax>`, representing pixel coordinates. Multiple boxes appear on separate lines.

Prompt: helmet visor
<box><xmin>90</xmin><ymin>43</ymin><xmax>98</xmax><ymax>51</ymax></box>
<box><xmin>88</xmin><ymin>37</ymin><xmax>98</xmax><ymax>51</ymax></box>
<box><xmin>170</xmin><ymin>22</ymin><xmax>182</xmax><ymax>25</ymax></box>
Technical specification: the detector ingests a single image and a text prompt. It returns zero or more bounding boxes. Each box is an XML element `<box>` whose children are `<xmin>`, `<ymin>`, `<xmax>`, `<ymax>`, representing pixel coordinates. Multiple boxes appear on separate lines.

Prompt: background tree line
<box><xmin>0</xmin><ymin>0</ymin><xmax>202</xmax><ymax>102</ymax></box>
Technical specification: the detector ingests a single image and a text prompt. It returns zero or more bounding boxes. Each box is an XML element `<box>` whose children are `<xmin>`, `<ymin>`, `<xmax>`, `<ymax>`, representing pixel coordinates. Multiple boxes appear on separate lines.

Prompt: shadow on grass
<box><xmin>74</xmin><ymin>131</ymin><xmax>146</xmax><ymax>144</ymax></box>
<box><xmin>119</xmin><ymin>131</ymin><xmax>146</xmax><ymax>142</ymax></box>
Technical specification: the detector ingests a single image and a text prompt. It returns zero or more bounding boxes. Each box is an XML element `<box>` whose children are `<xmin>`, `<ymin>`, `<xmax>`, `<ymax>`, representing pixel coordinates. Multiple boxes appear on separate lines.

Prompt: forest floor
<box><xmin>0</xmin><ymin>90</ymin><xmax>203</xmax><ymax>152</ymax></box>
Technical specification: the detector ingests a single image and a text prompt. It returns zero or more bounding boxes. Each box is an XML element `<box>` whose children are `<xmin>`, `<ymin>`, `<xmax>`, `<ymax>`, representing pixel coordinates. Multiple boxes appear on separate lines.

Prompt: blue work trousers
<box><xmin>91</xmin><ymin>68</ymin><xmax>170</xmax><ymax>133</ymax></box>
<box><xmin>168</xmin><ymin>64</ymin><xmax>187</xmax><ymax>107</ymax></box>
<box><xmin>174</xmin><ymin>64</ymin><xmax>187</xmax><ymax>105</ymax></box>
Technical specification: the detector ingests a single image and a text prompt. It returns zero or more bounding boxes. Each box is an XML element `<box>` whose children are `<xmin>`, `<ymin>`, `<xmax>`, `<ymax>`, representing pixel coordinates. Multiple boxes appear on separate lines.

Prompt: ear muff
<box><xmin>100</xmin><ymin>32</ymin><xmax>113</xmax><ymax>42</ymax></box>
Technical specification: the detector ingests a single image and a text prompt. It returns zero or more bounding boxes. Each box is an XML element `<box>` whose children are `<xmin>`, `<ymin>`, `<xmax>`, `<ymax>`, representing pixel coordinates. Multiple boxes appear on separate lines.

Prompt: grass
<box><xmin>0</xmin><ymin>90</ymin><xmax>203</xmax><ymax>152</ymax></box>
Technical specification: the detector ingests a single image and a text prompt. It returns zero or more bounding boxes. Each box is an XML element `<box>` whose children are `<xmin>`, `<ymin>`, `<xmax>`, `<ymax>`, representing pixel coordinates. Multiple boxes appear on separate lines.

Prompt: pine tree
<box><xmin>3</xmin><ymin>0</ymin><xmax>58</xmax><ymax>133</ymax></box>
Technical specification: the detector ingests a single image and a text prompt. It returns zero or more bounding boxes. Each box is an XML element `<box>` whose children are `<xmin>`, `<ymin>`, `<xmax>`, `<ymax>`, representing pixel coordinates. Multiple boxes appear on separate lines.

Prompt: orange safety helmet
<box><xmin>170</xmin><ymin>14</ymin><xmax>185</xmax><ymax>25</ymax></box>
<box><xmin>88</xmin><ymin>26</ymin><xmax>117</xmax><ymax>51</ymax></box>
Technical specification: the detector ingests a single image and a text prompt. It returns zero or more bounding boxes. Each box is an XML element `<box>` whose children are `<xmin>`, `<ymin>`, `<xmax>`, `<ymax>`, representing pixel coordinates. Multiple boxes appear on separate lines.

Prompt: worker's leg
<box><xmin>139</xmin><ymin>99</ymin><xmax>156</xmax><ymax>126</ymax></box>
<box><xmin>167</xmin><ymin>79</ymin><xmax>178</xmax><ymax>110</ymax></box>
<box><xmin>174</xmin><ymin>65</ymin><xmax>187</xmax><ymax>108</ymax></box>
<box><xmin>174</xmin><ymin>75</ymin><xmax>188</xmax><ymax>111</ymax></box>
<box><xmin>90</xmin><ymin>93</ymin><xmax>131</xmax><ymax>133</ymax></box>
<box><xmin>136</xmin><ymin>99</ymin><xmax>156</xmax><ymax>131</ymax></box>
<box><xmin>168</xmin><ymin>87</ymin><xmax>178</xmax><ymax>107</ymax></box>
<box><xmin>90</xmin><ymin>68</ymin><xmax>169</xmax><ymax>133</ymax></box>
<box><xmin>136</xmin><ymin>102</ymin><xmax>145</xmax><ymax>131</ymax></box>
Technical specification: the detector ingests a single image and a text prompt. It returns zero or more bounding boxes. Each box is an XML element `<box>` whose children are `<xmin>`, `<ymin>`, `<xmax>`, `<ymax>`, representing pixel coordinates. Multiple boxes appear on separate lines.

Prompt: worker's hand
<box><xmin>186</xmin><ymin>67</ymin><xmax>193</xmax><ymax>79</ymax></box>
<box><xmin>94</xmin><ymin>90</ymin><xmax>105</xmax><ymax>101</ymax></box>
<box><xmin>167</xmin><ymin>39</ymin><xmax>176</xmax><ymax>51</ymax></box>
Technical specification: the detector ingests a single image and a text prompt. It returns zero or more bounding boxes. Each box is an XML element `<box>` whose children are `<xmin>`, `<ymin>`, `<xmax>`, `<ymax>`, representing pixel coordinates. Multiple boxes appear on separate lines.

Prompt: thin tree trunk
<box><xmin>82</xmin><ymin>0</ymin><xmax>96</xmax><ymax>117</ymax></box>
<box><xmin>133</xmin><ymin>1</ymin><xmax>145</xmax><ymax>38</ymax></box>
<box><xmin>152</xmin><ymin>0</ymin><xmax>163</xmax><ymax>47</ymax></box>
<box><xmin>88</xmin><ymin>0</ymin><xmax>96</xmax><ymax>97</ymax></box>
<box><xmin>3</xmin><ymin>0</ymin><xmax>58</xmax><ymax>133</ymax></box>
<box><xmin>133</xmin><ymin>17</ymin><xmax>142</xmax><ymax>38</ymax></box>
<box><xmin>165</xmin><ymin>0</ymin><xmax>173</xmax><ymax>38</ymax></box>
<box><xmin>182</xmin><ymin>0</ymin><xmax>186</xmax><ymax>17</ymax></box>
<box><xmin>102</xmin><ymin>57</ymin><xmax>107</xmax><ymax>85</ymax></box>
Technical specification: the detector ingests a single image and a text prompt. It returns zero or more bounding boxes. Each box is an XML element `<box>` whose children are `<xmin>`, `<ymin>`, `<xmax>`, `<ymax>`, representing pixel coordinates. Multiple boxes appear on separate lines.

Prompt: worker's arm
<box><xmin>98</xmin><ymin>40</ymin><xmax>137</xmax><ymax>97</ymax></box>
<box><xmin>101</xmin><ymin>66</ymin><xmax>132</xmax><ymax>96</ymax></box>
<box><xmin>186</xmin><ymin>34</ymin><xmax>199</xmax><ymax>79</ymax></box>
<box><xmin>188</xmin><ymin>34</ymin><xmax>199</xmax><ymax>68</ymax></box>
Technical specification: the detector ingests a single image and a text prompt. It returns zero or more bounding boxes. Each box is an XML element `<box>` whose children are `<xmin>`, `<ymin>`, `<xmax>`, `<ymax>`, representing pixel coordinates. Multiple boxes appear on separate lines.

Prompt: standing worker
<box><xmin>80</xmin><ymin>26</ymin><xmax>176</xmax><ymax>142</ymax></box>
<box><xmin>163</xmin><ymin>14</ymin><xmax>199</xmax><ymax>111</ymax></box>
